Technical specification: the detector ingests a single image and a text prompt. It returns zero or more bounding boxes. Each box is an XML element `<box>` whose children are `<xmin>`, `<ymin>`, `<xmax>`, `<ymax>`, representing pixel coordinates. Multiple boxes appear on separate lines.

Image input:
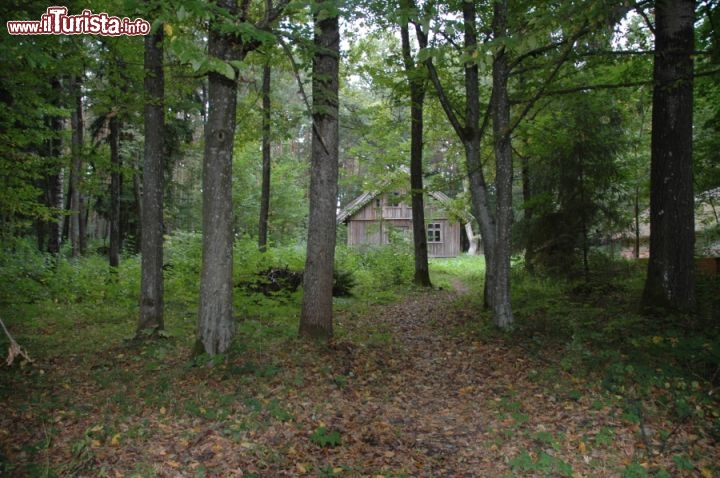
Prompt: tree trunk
<box><xmin>37</xmin><ymin>78</ymin><xmax>64</xmax><ymax>256</ymax></box>
<box><xmin>399</xmin><ymin>3</ymin><xmax>431</xmax><ymax>288</ymax></box>
<box><xmin>420</xmin><ymin>0</ymin><xmax>497</xmax><ymax>309</ymax></box>
<box><xmin>490</xmin><ymin>0</ymin><xmax>514</xmax><ymax>329</ymax></box>
<box><xmin>69</xmin><ymin>75</ymin><xmax>84</xmax><ymax>257</ymax></box>
<box><xmin>137</xmin><ymin>24</ymin><xmax>165</xmax><ymax>336</ymax></box>
<box><xmin>464</xmin><ymin>221</ymin><xmax>477</xmax><ymax>255</ymax></box>
<box><xmin>299</xmin><ymin>5</ymin><xmax>340</xmax><ymax>339</ymax></box>
<box><xmin>108</xmin><ymin>114</ymin><xmax>122</xmax><ymax>268</ymax></box>
<box><xmin>196</xmin><ymin>0</ymin><xmax>243</xmax><ymax>355</ymax></box>
<box><xmin>520</xmin><ymin>153</ymin><xmax>534</xmax><ymax>272</ymax></box>
<box><xmin>258</xmin><ymin>63</ymin><xmax>272</xmax><ymax>252</ymax></box>
<box><xmin>461</xmin><ymin>0</ymin><xmax>497</xmax><ymax>310</ymax></box>
<box><xmin>642</xmin><ymin>0</ymin><xmax>695</xmax><ymax>313</ymax></box>
<box><xmin>634</xmin><ymin>184</ymin><xmax>641</xmax><ymax>259</ymax></box>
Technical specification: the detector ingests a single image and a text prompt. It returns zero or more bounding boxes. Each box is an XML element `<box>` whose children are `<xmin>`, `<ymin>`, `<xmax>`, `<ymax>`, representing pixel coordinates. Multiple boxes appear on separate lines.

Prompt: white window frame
<box><xmin>427</xmin><ymin>223</ymin><xmax>442</xmax><ymax>243</ymax></box>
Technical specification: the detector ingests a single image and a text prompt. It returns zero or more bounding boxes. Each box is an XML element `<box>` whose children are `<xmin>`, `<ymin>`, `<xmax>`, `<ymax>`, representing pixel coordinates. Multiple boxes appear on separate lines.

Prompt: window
<box><xmin>427</xmin><ymin>223</ymin><xmax>442</xmax><ymax>243</ymax></box>
<box><xmin>387</xmin><ymin>191</ymin><xmax>402</xmax><ymax>207</ymax></box>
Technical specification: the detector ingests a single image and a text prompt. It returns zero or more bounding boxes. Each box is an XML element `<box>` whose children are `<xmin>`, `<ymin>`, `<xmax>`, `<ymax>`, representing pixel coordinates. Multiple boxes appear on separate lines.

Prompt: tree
<box><xmin>642</xmin><ymin>0</ymin><xmax>696</xmax><ymax>312</ymax></box>
<box><xmin>137</xmin><ymin>21</ymin><xmax>166</xmax><ymax>337</ymax></box>
<box><xmin>37</xmin><ymin>78</ymin><xmax>65</xmax><ymax>256</ymax></box>
<box><xmin>417</xmin><ymin>1</ymin><xmax>504</xmax><ymax>323</ymax></box>
<box><xmin>490</xmin><ymin>0</ymin><xmax>514</xmax><ymax>328</ymax></box>
<box><xmin>69</xmin><ymin>73</ymin><xmax>87</xmax><ymax>257</ymax></box>
<box><xmin>399</xmin><ymin>0</ymin><xmax>432</xmax><ymax>288</ymax></box>
<box><xmin>520</xmin><ymin>93</ymin><xmax>626</xmax><ymax>276</ymax></box>
<box><xmin>258</xmin><ymin>63</ymin><xmax>272</xmax><ymax>252</ymax></box>
<box><xmin>196</xmin><ymin>0</ymin><xmax>288</xmax><ymax>355</ymax></box>
<box><xmin>299</xmin><ymin>1</ymin><xmax>340</xmax><ymax>339</ymax></box>
<box><xmin>109</xmin><ymin>111</ymin><xmax>122</xmax><ymax>268</ymax></box>
<box><xmin>196</xmin><ymin>0</ymin><xmax>245</xmax><ymax>355</ymax></box>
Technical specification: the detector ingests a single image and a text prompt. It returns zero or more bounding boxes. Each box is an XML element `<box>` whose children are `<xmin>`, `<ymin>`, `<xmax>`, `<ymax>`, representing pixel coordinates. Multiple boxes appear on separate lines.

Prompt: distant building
<box><xmin>621</xmin><ymin>186</ymin><xmax>720</xmax><ymax>258</ymax></box>
<box><xmin>336</xmin><ymin>189</ymin><xmax>467</xmax><ymax>258</ymax></box>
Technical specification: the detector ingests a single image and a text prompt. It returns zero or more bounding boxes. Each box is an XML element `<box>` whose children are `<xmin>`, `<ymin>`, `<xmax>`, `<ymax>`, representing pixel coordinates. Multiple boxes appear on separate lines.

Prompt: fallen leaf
<box><xmin>578</xmin><ymin>441</ymin><xmax>587</xmax><ymax>454</ymax></box>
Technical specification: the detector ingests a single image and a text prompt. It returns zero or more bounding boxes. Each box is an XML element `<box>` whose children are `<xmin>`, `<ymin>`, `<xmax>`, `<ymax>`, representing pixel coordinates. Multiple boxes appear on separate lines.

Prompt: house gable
<box><xmin>337</xmin><ymin>189</ymin><xmax>467</xmax><ymax>258</ymax></box>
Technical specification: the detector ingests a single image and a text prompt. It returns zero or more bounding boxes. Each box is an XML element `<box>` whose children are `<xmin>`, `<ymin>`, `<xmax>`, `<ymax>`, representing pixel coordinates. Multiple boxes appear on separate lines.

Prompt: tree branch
<box><xmin>510</xmin><ymin>21</ymin><xmax>589</xmax><ymax>134</ymax></box>
<box><xmin>1</xmin><ymin>317</ymin><xmax>33</xmax><ymax>366</ymax></box>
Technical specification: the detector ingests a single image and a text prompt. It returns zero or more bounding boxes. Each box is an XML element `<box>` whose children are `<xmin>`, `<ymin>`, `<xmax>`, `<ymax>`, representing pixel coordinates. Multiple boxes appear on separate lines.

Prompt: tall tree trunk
<box><xmin>299</xmin><ymin>4</ymin><xmax>340</xmax><ymax>339</ymax></box>
<box><xmin>109</xmin><ymin>114</ymin><xmax>121</xmax><ymax>268</ymax></box>
<box><xmin>461</xmin><ymin>1</ymin><xmax>497</xmax><ymax>310</ymax></box>
<box><xmin>196</xmin><ymin>0</ymin><xmax>243</xmax><ymax>355</ymax></box>
<box><xmin>195</xmin><ymin>0</ymin><xmax>287</xmax><ymax>354</ymax></box>
<box><xmin>520</xmin><ymin>153</ymin><xmax>534</xmax><ymax>272</ymax></box>
<box><xmin>399</xmin><ymin>2</ymin><xmax>431</xmax><ymax>287</ymax></box>
<box><xmin>137</xmin><ymin>24</ymin><xmax>165</xmax><ymax>336</ymax></box>
<box><xmin>69</xmin><ymin>75</ymin><xmax>85</xmax><ymax>257</ymax></box>
<box><xmin>490</xmin><ymin>0</ymin><xmax>514</xmax><ymax>328</ymax></box>
<box><xmin>419</xmin><ymin>0</ymin><xmax>497</xmax><ymax>308</ymax></box>
<box><xmin>634</xmin><ymin>184</ymin><xmax>641</xmax><ymax>258</ymax></box>
<box><xmin>258</xmin><ymin>63</ymin><xmax>272</xmax><ymax>252</ymax></box>
<box><xmin>37</xmin><ymin>78</ymin><xmax>65</xmax><ymax>256</ymax></box>
<box><xmin>642</xmin><ymin>0</ymin><xmax>696</xmax><ymax>313</ymax></box>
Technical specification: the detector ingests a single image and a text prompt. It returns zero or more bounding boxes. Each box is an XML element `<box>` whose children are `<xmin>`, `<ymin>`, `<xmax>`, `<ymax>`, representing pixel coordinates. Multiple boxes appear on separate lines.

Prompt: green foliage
<box><xmin>518</xmin><ymin>91</ymin><xmax>628</xmax><ymax>276</ymax></box>
<box><xmin>622</xmin><ymin>461</ymin><xmax>648</xmax><ymax>478</ymax></box>
<box><xmin>347</xmin><ymin>243</ymin><xmax>414</xmax><ymax>290</ymax></box>
<box><xmin>232</xmin><ymin>146</ymin><xmax>308</xmax><ymax>246</ymax></box>
<box><xmin>309</xmin><ymin>426</ymin><xmax>342</xmax><ymax>448</ymax></box>
<box><xmin>509</xmin><ymin>450</ymin><xmax>573</xmax><ymax>477</ymax></box>
<box><xmin>332</xmin><ymin>269</ymin><xmax>357</xmax><ymax>297</ymax></box>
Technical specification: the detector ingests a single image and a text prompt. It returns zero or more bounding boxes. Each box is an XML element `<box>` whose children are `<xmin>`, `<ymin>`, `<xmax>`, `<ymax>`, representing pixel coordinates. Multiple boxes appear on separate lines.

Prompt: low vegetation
<box><xmin>1</xmin><ymin>237</ymin><xmax>718</xmax><ymax>476</ymax></box>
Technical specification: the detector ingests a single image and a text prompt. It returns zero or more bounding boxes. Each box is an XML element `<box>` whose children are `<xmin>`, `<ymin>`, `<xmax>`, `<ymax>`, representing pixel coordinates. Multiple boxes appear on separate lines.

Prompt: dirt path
<box><xmin>298</xmin><ymin>287</ymin><xmax>650</xmax><ymax>477</ymax></box>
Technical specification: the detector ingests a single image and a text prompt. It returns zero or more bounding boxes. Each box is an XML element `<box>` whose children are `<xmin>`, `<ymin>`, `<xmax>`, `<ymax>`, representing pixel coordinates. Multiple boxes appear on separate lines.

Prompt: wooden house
<box><xmin>336</xmin><ymin>189</ymin><xmax>466</xmax><ymax>258</ymax></box>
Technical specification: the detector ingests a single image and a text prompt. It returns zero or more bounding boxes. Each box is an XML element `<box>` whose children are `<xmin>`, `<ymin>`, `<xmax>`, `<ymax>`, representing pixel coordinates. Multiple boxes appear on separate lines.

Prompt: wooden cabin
<box><xmin>337</xmin><ymin>189</ymin><xmax>464</xmax><ymax>258</ymax></box>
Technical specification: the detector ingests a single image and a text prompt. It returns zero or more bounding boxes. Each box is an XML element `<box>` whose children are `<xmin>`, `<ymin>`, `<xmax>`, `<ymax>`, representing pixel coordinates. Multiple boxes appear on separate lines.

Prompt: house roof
<box><xmin>336</xmin><ymin>189</ymin><xmax>467</xmax><ymax>224</ymax></box>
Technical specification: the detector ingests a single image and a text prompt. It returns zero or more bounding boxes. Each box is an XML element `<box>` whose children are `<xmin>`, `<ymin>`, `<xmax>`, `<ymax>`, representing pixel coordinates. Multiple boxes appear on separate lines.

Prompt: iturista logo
<box><xmin>7</xmin><ymin>6</ymin><xmax>150</xmax><ymax>36</ymax></box>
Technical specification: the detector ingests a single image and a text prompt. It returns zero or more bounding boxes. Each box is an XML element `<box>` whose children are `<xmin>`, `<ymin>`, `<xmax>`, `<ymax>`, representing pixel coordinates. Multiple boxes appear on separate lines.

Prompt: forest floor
<box><xmin>1</xmin><ymin>283</ymin><xmax>719</xmax><ymax>477</ymax></box>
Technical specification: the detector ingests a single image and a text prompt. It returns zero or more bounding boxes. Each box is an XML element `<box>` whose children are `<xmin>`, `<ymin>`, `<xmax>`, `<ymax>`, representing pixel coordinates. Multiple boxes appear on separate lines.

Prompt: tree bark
<box><xmin>419</xmin><ymin>0</ymin><xmax>498</xmax><ymax>309</ymax></box>
<box><xmin>642</xmin><ymin>0</ymin><xmax>696</xmax><ymax>313</ymax></box>
<box><xmin>109</xmin><ymin>114</ymin><xmax>121</xmax><ymax>268</ymax></box>
<box><xmin>195</xmin><ymin>0</ymin><xmax>288</xmax><ymax>355</ymax></box>
<box><xmin>258</xmin><ymin>63</ymin><xmax>272</xmax><ymax>252</ymax></box>
<box><xmin>634</xmin><ymin>184</ymin><xmax>641</xmax><ymax>259</ymax></box>
<box><xmin>299</xmin><ymin>4</ymin><xmax>340</xmax><ymax>339</ymax></box>
<box><xmin>520</xmin><ymin>153</ymin><xmax>534</xmax><ymax>271</ymax></box>
<box><xmin>69</xmin><ymin>75</ymin><xmax>85</xmax><ymax>257</ymax></box>
<box><xmin>37</xmin><ymin>78</ymin><xmax>64</xmax><ymax>256</ymax></box>
<box><xmin>399</xmin><ymin>1</ymin><xmax>431</xmax><ymax>288</ymax></box>
<box><xmin>490</xmin><ymin>0</ymin><xmax>514</xmax><ymax>328</ymax></box>
<box><xmin>196</xmin><ymin>0</ymin><xmax>243</xmax><ymax>355</ymax></box>
<box><xmin>460</xmin><ymin>0</ymin><xmax>497</xmax><ymax>310</ymax></box>
<box><xmin>137</xmin><ymin>24</ymin><xmax>165</xmax><ymax>336</ymax></box>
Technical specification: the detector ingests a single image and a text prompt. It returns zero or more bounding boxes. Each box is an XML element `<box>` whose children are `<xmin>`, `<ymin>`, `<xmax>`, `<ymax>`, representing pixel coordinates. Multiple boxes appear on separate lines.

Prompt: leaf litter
<box><xmin>1</xmin><ymin>285</ymin><xmax>718</xmax><ymax>477</ymax></box>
